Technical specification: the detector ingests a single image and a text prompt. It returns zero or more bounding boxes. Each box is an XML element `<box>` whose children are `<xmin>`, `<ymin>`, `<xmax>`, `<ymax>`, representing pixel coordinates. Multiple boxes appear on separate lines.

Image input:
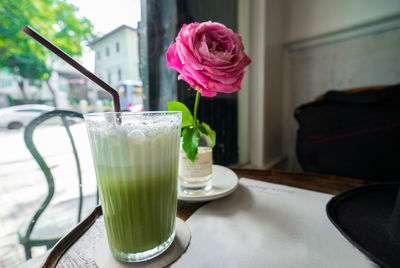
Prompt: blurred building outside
<box><xmin>51</xmin><ymin>62</ymin><xmax>112</xmax><ymax>113</ymax></box>
<box><xmin>89</xmin><ymin>24</ymin><xmax>143</xmax><ymax>110</ymax></box>
<box><xmin>0</xmin><ymin>24</ymin><xmax>143</xmax><ymax>113</ymax></box>
<box><xmin>0</xmin><ymin>67</ymin><xmax>69</xmax><ymax>109</ymax></box>
<box><xmin>0</xmin><ymin>63</ymin><xmax>108</xmax><ymax>113</ymax></box>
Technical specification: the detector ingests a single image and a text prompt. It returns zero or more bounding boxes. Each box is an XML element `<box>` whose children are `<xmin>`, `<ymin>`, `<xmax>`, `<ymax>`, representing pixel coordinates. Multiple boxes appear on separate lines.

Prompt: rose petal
<box><xmin>166</xmin><ymin>43</ymin><xmax>183</xmax><ymax>72</ymax></box>
<box><xmin>166</xmin><ymin>21</ymin><xmax>251</xmax><ymax>96</ymax></box>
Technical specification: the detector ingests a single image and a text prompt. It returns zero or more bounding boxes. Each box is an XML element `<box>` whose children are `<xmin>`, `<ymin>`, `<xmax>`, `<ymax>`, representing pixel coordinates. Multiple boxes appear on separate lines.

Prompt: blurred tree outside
<box><xmin>0</xmin><ymin>0</ymin><xmax>95</xmax><ymax>106</ymax></box>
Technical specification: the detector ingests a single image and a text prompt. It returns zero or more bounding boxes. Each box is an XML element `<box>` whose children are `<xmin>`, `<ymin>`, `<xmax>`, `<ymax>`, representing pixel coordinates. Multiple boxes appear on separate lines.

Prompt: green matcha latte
<box><xmin>84</xmin><ymin>112</ymin><xmax>181</xmax><ymax>262</ymax></box>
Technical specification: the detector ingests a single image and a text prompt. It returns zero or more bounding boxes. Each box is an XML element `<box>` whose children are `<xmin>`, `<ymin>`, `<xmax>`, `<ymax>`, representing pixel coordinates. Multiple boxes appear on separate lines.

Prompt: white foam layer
<box><xmin>85</xmin><ymin>113</ymin><xmax>182</xmax><ymax>173</ymax></box>
<box><xmin>85</xmin><ymin>113</ymin><xmax>181</xmax><ymax>140</ymax></box>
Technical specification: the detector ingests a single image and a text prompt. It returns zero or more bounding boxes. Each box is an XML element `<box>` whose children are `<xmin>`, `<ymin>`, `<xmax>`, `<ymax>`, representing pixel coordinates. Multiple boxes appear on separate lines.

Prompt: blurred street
<box><xmin>0</xmin><ymin>124</ymin><xmax>98</xmax><ymax>267</ymax></box>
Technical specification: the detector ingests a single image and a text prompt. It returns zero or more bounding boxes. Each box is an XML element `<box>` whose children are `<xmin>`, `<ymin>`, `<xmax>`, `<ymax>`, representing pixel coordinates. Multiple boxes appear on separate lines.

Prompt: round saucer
<box><xmin>178</xmin><ymin>165</ymin><xmax>239</xmax><ymax>202</ymax></box>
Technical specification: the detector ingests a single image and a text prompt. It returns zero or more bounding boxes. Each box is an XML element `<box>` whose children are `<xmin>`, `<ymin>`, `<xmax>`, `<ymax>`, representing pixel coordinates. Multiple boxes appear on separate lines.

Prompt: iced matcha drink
<box><xmin>84</xmin><ymin>112</ymin><xmax>181</xmax><ymax>262</ymax></box>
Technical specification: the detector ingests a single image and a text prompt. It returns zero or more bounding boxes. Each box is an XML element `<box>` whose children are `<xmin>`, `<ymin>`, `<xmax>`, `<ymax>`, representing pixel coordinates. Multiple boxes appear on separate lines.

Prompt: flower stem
<box><xmin>193</xmin><ymin>90</ymin><xmax>201</xmax><ymax>127</ymax></box>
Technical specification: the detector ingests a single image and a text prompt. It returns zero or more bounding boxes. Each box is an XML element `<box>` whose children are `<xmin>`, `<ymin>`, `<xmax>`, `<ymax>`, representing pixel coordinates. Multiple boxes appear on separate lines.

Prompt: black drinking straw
<box><xmin>23</xmin><ymin>25</ymin><xmax>121</xmax><ymax>113</ymax></box>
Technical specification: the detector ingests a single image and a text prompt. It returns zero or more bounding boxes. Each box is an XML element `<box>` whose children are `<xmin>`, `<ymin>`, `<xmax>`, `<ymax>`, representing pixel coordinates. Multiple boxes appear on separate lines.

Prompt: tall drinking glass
<box><xmin>84</xmin><ymin>112</ymin><xmax>182</xmax><ymax>262</ymax></box>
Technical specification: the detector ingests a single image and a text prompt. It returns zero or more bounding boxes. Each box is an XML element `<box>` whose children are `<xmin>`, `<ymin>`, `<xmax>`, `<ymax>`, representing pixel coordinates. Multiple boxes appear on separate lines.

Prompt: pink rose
<box><xmin>166</xmin><ymin>21</ymin><xmax>251</xmax><ymax>97</ymax></box>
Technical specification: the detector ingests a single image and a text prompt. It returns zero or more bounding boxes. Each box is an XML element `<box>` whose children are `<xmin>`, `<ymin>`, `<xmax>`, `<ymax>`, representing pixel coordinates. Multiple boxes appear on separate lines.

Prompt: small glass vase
<box><xmin>179</xmin><ymin>134</ymin><xmax>213</xmax><ymax>193</ymax></box>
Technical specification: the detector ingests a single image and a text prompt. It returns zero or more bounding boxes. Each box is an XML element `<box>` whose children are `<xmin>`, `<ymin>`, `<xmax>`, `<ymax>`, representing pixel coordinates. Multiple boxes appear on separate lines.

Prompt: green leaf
<box><xmin>196</xmin><ymin>124</ymin><xmax>211</xmax><ymax>146</ymax></box>
<box><xmin>198</xmin><ymin>122</ymin><xmax>216</xmax><ymax>148</ymax></box>
<box><xmin>167</xmin><ymin>101</ymin><xmax>193</xmax><ymax>128</ymax></box>
<box><xmin>182</xmin><ymin>127</ymin><xmax>200</xmax><ymax>163</ymax></box>
<box><xmin>182</xmin><ymin>127</ymin><xmax>188</xmax><ymax>136</ymax></box>
<box><xmin>197</xmin><ymin>124</ymin><xmax>207</xmax><ymax>134</ymax></box>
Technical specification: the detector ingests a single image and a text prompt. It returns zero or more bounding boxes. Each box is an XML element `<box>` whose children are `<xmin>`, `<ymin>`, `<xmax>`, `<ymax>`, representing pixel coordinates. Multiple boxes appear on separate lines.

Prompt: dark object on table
<box><xmin>295</xmin><ymin>84</ymin><xmax>400</xmax><ymax>181</ymax></box>
<box><xmin>327</xmin><ymin>183</ymin><xmax>400</xmax><ymax>267</ymax></box>
<box><xmin>18</xmin><ymin>110</ymin><xmax>98</xmax><ymax>260</ymax></box>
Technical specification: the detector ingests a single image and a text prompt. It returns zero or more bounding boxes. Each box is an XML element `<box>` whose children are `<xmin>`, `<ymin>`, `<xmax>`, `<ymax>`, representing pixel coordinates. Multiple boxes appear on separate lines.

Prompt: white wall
<box><xmin>237</xmin><ymin>0</ymin><xmax>251</xmax><ymax>165</ymax></box>
<box><xmin>237</xmin><ymin>0</ymin><xmax>285</xmax><ymax>168</ymax></box>
<box><xmin>237</xmin><ymin>0</ymin><xmax>400</xmax><ymax>169</ymax></box>
<box><xmin>263</xmin><ymin>0</ymin><xmax>285</xmax><ymax>166</ymax></box>
<box><xmin>281</xmin><ymin>0</ymin><xmax>400</xmax><ymax>170</ymax></box>
<box><xmin>248</xmin><ymin>0</ymin><xmax>267</xmax><ymax>168</ymax></box>
<box><xmin>285</xmin><ymin>0</ymin><xmax>400</xmax><ymax>42</ymax></box>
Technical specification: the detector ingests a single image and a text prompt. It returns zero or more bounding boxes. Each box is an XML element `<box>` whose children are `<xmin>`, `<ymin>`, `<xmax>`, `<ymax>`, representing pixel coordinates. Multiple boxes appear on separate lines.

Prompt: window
<box><xmin>0</xmin><ymin>2</ymin><xmax>146</xmax><ymax>266</ymax></box>
<box><xmin>118</xmin><ymin>69</ymin><xmax>122</xmax><ymax>81</ymax></box>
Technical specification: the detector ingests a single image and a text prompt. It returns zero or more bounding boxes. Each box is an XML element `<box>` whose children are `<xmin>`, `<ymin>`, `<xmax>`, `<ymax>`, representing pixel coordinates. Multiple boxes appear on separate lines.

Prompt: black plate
<box><xmin>326</xmin><ymin>183</ymin><xmax>400</xmax><ymax>268</ymax></box>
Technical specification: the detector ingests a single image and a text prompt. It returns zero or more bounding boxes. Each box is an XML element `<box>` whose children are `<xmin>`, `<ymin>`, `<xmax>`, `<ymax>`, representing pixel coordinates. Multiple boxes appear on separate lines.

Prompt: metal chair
<box><xmin>17</xmin><ymin>110</ymin><xmax>98</xmax><ymax>259</ymax></box>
